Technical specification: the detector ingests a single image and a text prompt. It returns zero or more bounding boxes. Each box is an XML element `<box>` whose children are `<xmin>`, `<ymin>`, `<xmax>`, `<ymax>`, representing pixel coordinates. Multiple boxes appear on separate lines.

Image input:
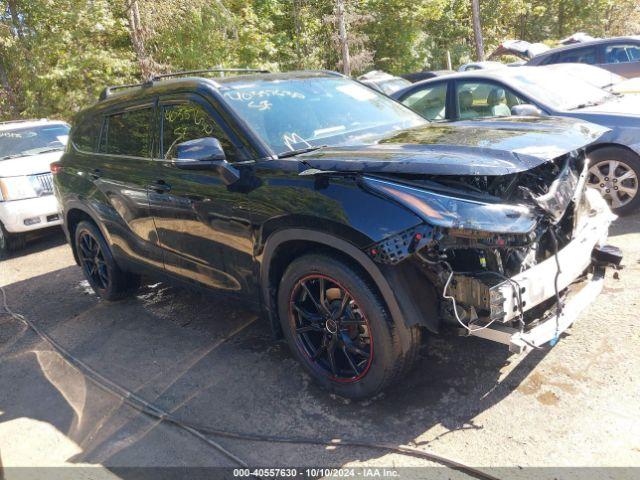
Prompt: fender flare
<box><xmin>260</xmin><ymin>228</ymin><xmax>408</xmax><ymax>334</ymax></box>
<box><xmin>63</xmin><ymin>201</ymin><xmax>114</xmax><ymax>265</ymax></box>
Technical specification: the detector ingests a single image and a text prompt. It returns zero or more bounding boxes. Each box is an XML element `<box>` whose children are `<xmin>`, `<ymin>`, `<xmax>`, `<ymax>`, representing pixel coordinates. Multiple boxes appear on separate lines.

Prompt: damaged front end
<box><xmin>362</xmin><ymin>150</ymin><xmax>621</xmax><ymax>352</ymax></box>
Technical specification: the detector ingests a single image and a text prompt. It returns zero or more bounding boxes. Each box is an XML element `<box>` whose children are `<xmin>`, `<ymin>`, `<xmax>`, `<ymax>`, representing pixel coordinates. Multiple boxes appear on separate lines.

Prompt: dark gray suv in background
<box><xmin>526</xmin><ymin>36</ymin><xmax>640</xmax><ymax>78</ymax></box>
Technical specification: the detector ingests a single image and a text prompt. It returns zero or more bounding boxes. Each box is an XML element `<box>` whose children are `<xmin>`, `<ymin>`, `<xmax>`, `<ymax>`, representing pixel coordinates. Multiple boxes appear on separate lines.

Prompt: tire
<box><xmin>74</xmin><ymin>220</ymin><xmax>140</xmax><ymax>300</ymax></box>
<box><xmin>277</xmin><ymin>253</ymin><xmax>420</xmax><ymax>399</ymax></box>
<box><xmin>0</xmin><ymin>221</ymin><xmax>26</xmax><ymax>255</ymax></box>
<box><xmin>588</xmin><ymin>147</ymin><xmax>640</xmax><ymax>215</ymax></box>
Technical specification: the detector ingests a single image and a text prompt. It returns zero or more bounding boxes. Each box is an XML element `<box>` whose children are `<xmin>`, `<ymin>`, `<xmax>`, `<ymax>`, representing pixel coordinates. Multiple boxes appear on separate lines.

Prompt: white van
<box><xmin>0</xmin><ymin>119</ymin><xmax>69</xmax><ymax>252</ymax></box>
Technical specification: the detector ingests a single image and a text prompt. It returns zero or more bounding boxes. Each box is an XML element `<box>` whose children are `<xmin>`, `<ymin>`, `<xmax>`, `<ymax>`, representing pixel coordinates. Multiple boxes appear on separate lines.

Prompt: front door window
<box><xmin>455</xmin><ymin>81</ymin><xmax>526</xmax><ymax>119</ymax></box>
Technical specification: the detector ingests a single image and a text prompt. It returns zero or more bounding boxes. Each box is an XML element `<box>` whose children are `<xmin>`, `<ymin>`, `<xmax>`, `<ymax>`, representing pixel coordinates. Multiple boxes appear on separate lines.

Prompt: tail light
<box><xmin>50</xmin><ymin>162</ymin><xmax>63</xmax><ymax>175</ymax></box>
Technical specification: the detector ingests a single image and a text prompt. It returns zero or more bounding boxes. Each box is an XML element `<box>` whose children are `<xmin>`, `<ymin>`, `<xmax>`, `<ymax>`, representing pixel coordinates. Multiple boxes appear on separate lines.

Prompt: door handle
<box><xmin>148</xmin><ymin>179</ymin><xmax>171</xmax><ymax>193</ymax></box>
<box><xmin>89</xmin><ymin>168</ymin><xmax>102</xmax><ymax>180</ymax></box>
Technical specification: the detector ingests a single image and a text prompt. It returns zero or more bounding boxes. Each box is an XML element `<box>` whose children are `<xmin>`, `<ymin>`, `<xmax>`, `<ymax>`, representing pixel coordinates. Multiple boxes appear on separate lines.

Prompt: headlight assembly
<box><xmin>0</xmin><ymin>176</ymin><xmax>40</xmax><ymax>201</ymax></box>
<box><xmin>363</xmin><ymin>176</ymin><xmax>537</xmax><ymax>234</ymax></box>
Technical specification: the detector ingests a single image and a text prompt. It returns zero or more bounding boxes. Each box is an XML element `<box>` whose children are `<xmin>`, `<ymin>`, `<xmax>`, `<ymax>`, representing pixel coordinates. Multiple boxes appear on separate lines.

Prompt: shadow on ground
<box><xmin>0</xmin><ymin>260</ymin><xmax>549</xmax><ymax>472</ymax></box>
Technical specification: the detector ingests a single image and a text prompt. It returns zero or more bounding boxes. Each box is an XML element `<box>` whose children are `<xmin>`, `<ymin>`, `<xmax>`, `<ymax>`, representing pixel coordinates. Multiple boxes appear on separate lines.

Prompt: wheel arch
<box><xmin>586</xmin><ymin>142</ymin><xmax>640</xmax><ymax>158</ymax></box>
<box><xmin>65</xmin><ymin>204</ymin><xmax>112</xmax><ymax>266</ymax></box>
<box><xmin>260</xmin><ymin>229</ymin><xmax>410</xmax><ymax>339</ymax></box>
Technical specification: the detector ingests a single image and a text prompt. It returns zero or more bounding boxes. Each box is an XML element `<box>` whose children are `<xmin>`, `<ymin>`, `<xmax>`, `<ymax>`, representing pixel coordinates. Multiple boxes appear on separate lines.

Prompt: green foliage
<box><xmin>0</xmin><ymin>0</ymin><xmax>638</xmax><ymax>121</ymax></box>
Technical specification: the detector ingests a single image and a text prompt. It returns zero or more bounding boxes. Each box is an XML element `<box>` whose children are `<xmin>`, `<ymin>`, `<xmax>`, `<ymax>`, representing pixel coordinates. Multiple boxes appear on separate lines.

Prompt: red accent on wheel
<box><xmin>288</xmin><ymin>274</ymin><xmax>374</xmax><ymax>383</ymax></box>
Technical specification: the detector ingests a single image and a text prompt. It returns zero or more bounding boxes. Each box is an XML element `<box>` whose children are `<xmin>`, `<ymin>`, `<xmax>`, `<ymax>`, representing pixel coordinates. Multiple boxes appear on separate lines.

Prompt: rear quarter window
<box><xmin>72</xmin><ymin>115</ymin><xmax>102</xmax><ymax>152</ymax></box>
<box><xmin>101</xmin><ymin>107</ymin><xmax>152</xmax><ymax>157</ymax></box>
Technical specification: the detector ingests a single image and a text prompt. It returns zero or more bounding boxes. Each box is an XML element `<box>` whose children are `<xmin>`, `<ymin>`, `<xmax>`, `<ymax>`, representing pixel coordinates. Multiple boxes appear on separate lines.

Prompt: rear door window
<box><xmin>101</xmin><ymin>107</ymin><xmax>152</xmax><ymax>157</ymax></box>
<box><xmin>401</xmin><ymin>83</ymin><xmax>447</xmax><ymax>121</ymax></box>
<box><xmin>554</xmin><ymin>47</ymin><xmax>597</xmax><ymax>65</ymax></box>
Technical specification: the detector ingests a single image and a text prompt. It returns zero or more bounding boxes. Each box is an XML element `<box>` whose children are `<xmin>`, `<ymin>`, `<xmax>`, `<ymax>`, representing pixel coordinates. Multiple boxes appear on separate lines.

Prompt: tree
<box><xmin>336</xmin><ymin>0</ymin><xmax>351</xmax><ymax>75</ymax></box>
<box><xmin>471</xmin><ymin>0</ymin><xmax>484</xmax><ymax>60</ymax></box>
<box><xmin>0</xmin><ymin>0</ymin><xmax>639</xmax><ymax>121</ymax></box>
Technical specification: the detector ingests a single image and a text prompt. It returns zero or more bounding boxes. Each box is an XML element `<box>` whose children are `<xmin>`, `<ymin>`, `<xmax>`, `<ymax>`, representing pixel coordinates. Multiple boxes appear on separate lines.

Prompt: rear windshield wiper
<box><xmin>277</xmin><ymin>145</ymin><xmax>326</xmax><ymax>158</ymax></box>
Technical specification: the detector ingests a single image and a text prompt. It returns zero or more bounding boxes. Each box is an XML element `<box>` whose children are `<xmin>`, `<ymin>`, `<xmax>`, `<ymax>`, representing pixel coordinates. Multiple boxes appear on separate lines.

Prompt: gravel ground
<box><xmin>0</xmin><ymin>215</ymin><xmax>638</xmax><ymax>479</ymax></box>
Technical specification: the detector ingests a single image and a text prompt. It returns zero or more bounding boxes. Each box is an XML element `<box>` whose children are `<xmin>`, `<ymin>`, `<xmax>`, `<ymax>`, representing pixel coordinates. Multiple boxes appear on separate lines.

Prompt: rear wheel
<box><xmin>278</xmin><ymin>253</ymin><xmax>420</xmax><ymax>399</ymax></box>
<box><xmin>74</xmin><ymin>220</ymin><xmax>140</xmax><ymax>300</ymax></box>
<box><xmin>0</xmin><ymin>222</ymin><xmax>26</xmax><ymax>255</ymax></box>
<box><xmin>588</xmin><ymin>147</ymin><xmax>640</xmax><ymax>215</ymax></box>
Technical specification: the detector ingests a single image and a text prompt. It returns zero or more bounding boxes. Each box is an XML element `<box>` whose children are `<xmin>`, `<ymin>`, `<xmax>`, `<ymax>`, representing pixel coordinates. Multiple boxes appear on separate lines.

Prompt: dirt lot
<box><xmin>1</xmin><ymin>214</ymin><xmax>639</xmax><ymax>478</ymax></box>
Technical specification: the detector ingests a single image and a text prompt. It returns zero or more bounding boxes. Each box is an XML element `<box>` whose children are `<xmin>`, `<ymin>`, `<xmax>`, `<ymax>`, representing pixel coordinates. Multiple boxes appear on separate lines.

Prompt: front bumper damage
<box><xmin>451</xmin><ymin>188</ymin><xmax>618</xmax><ymax>352</ymax></box>
<box><xmin>363</xmin><ymin>152</ymin><xmax>621</xmax><ymax>353</ymax></box>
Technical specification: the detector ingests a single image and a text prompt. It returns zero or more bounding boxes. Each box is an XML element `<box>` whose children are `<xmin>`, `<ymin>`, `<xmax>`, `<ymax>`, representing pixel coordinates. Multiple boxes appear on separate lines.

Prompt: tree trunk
<box><xmin>292</xmin><ymin>0</ymin><xmax>304</xmax><ymax>68</ymax></box>
<box><xmin>0</xmin><ymin>59</ymin><xmax>18</xmax><ymax>117</ymax></box>
<box><xmin>471</xmin><ymin>0</ymin><xmax>484</xmax><ymax>61</ymax></box>
<box><xmin>336</xmin><ymin>0</ymin><xmax>351</xmax><ymax>76</ymax></box>
<box><xmin>6</xmin><ymin>0</ymin><xmax>24</xmax><ymax>40</ymax></box>
<box><xmin>127</xmin><ymin>0</ymin><xmax>157</xmax><ymax>81</ymax></box>
<box><xmin>558</xmin><ymin>1</ymin><xmax>565</xmax><ymax>39</ymax></box>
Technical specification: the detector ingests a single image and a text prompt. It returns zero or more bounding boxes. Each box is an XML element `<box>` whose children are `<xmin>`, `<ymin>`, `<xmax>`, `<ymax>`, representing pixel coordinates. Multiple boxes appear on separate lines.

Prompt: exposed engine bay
<box><xmin>360</xmin><ymin>149</ymin><xmax>622</xmax><ymax>352</ymax></box>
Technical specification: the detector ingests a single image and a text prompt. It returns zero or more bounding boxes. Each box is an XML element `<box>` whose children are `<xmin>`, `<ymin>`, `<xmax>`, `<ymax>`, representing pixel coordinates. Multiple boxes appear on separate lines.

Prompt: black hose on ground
<box><xmin>0</xmin><ymin>285</ymin><xmax>500</xmax><ymax>480</ymax></box>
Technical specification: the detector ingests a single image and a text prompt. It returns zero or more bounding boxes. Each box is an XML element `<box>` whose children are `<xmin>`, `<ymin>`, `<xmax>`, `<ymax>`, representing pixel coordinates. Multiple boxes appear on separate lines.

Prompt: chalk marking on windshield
<box><xmin>248</xmin><ymin>100</ymin><xmax>272</xmax><ymax>111</ymax></box>
<box><xmin>223</xmin><ymin>89</ymin><xmax>305</xmax><ymax>102</ymax></box>
<box><xmin>283</xmin><ymin>133</ymin><xmax>311</xmax><ymax>151</ymax></box>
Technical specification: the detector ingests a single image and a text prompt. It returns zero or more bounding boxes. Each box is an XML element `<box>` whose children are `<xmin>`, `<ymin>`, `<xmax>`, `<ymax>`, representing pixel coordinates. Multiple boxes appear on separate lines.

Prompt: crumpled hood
<box><xmin>300</xmin><ymin>116</ymin><xmax>608</xmax><ymax>176</ymax></box>
<box><xmin>0</xmin><ymin>150</ymin><xmax>63</xmax><ymax>177</ymax></box>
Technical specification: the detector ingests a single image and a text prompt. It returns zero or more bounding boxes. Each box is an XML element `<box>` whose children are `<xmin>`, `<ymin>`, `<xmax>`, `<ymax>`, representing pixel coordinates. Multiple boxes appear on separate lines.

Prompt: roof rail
<box><xmin>98</xmin><ymin>68</ymin><xmax>269</xmax><ymax>101</ymax></box>
<box><xmin>150</xmin><ymin>68</ymin><xmax>269</xmax><ymax>81</ymax></box>
<box><xmin>99</xmin><ymin>82</ymin><xmax>152</xmax><ymax>101</ymax></box>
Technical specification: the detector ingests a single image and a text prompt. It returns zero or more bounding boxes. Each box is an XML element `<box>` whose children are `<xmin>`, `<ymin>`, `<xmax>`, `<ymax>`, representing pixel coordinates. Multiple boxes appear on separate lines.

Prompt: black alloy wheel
<box><xmin>278</xmin><ymin>253</ymin><xmax>421</xmax><ymax>399</ymax></box>
<box><xmin>78</xmin><ymin>230</ymin><xmax>110</xmax><ymax>291</ymax></box>
<box><xmin>74</xmin><ymin>220</ymin><xmax>140</xmax><ymax>300</ymax></box>
<box><xmin>289</xmin><ymin>274</ymin><xmax>373</xmax><ymax>382</ymax></box>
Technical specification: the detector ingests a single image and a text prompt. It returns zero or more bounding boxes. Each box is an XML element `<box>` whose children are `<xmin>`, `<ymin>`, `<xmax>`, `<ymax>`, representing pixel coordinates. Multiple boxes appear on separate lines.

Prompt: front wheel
<box><xmin>587</xmin><ymin>147</ymin><xmax>640</xmax><ymax>215</ymax></box>
<box><xmin>0</xmin><ymin>222</ymin><xmax>26</xmax><ymax>255</ymax></box>
<box><xmin>278</xmin><ymin>254</ymin><xmax>420</xmax><ymax>399</ymax></box>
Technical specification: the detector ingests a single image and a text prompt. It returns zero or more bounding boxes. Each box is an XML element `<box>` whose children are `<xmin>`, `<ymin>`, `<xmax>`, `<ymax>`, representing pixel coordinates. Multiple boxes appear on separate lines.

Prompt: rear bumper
<box><xmin>0</xmin><ymin>195</ymin><xmax>62</xmax><ymax>233</ymax></box>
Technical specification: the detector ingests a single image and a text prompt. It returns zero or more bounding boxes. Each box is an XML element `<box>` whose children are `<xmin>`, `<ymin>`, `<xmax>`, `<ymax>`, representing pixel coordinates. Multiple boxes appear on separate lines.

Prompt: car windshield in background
<box><xmin>376</xmin><ymin>78</ymin><xmax>412</xmax><ymax>95</ymax></box>
<box><xmin>0</xmin><ymin>124</ymin><xmax>69</xmax><ymax>160</ymax></box>
<box><xmin>220</xmin><ymin>77</ymin><xmax>426</xmax><ymax>155</ymax></box>
<box><xmin>506</xmin><ymin>69</ymin><xmax>614</xmax><ymax>110</ymax></box>
<box><xmin>545</xmin><ymin>64</ymin><xmax>624</xmax><ymax>90</ymax></box>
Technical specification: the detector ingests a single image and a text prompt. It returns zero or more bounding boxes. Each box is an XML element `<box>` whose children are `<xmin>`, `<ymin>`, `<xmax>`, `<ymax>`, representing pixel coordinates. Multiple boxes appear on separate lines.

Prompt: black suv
<box><xmin>53</xmin><ymin>70</ymin><xmax>619</xmax><ymax>398</ymax></box>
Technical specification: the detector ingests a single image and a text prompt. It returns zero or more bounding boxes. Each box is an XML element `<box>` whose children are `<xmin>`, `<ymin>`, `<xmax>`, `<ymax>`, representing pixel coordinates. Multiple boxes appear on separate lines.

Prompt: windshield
<box><xmin>507</xmin><ymin>69</ymin><xmax>614</xmax><ymax>110</ymax></box>
<box><xmin>546</xmin><ymin>64</ymin><xmax>624</xmax><ymax>89</ymax></box>
<box><xmin>0</xmin><ymin>123</ymin><xmax>69</xmax><ymax>160</ymax></box>
<box><xmin>220</xmin><ymin>76</ymin><xmax>426</xmax><ymax>155</ymax></box>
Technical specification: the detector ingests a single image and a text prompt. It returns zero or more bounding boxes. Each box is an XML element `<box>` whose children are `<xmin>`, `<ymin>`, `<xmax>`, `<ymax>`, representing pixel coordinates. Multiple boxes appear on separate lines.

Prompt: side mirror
<box><xmin>511</xmin><ymin>104</ymin><xmax>543</xmax><ymax>117</ymax></box>
<box><xmin>174</xmin><ymin>137</ymin><xmax>226</xmax><ymax>163</ymax></box>
<box><xmin>172</xmin><ymin>137</ymin><xmax>240</xmax><ymax>185</ymax></box>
